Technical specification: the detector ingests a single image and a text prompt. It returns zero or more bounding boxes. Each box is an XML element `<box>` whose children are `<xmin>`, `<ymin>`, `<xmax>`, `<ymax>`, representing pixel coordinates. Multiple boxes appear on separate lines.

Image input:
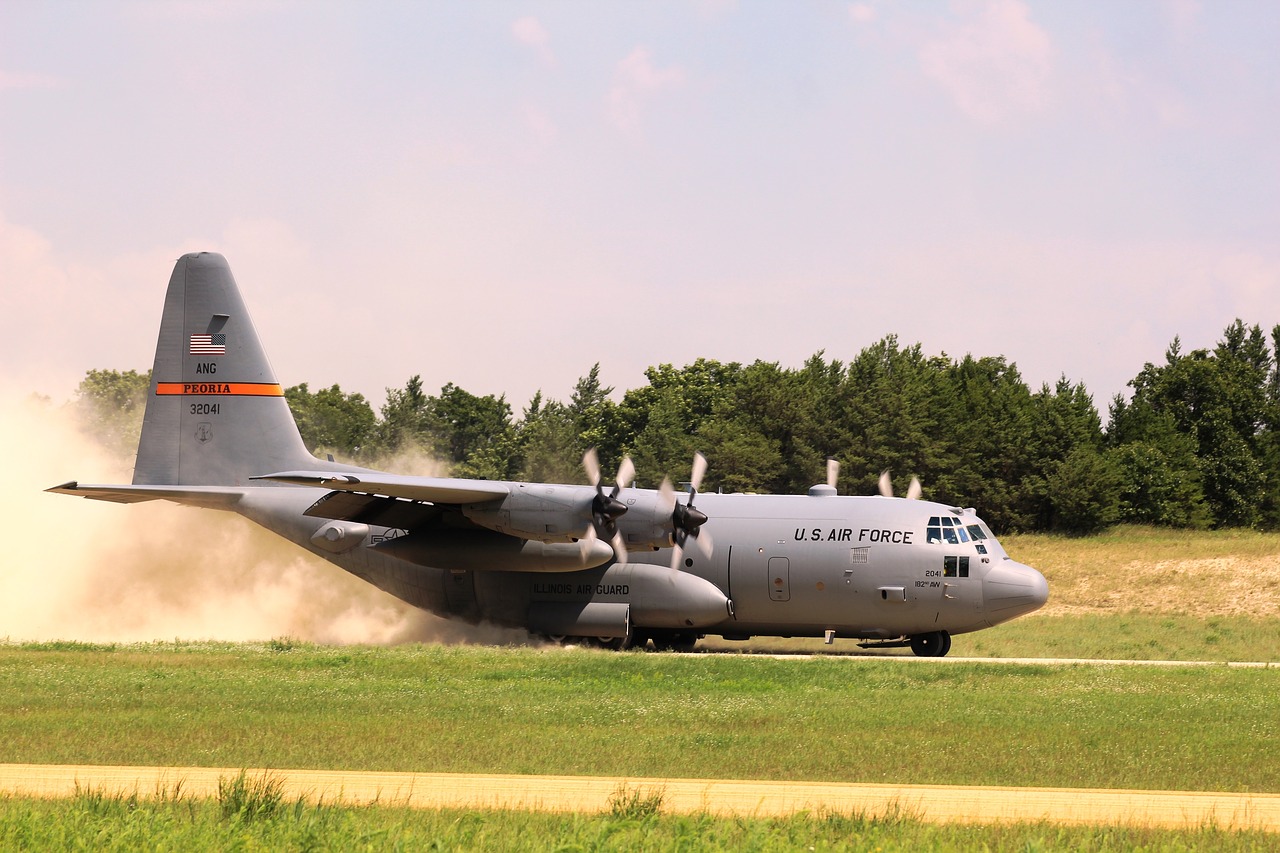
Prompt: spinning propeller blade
<box><xmin>878</xmin><ymin>470</ymin><xmax>923</xmax><ymax>500</ymax></box>
<box><xmin>906</xmin><ymin>476</ymin><xmax>923</xmax><ymax>501</ymax></box>
<box><xmin>670</xmin><ymin>452</ymin><xmax>711</xmax><ymax>570</ymax></box>
<box><xmin>581</xmin><ymin>449</ymin><xmax>633</xmax><ymax>563</ymax></box>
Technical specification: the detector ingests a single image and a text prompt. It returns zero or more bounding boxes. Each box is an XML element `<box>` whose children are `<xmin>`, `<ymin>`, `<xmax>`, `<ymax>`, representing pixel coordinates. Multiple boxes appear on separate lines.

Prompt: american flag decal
<box><xmin>189</xmin><ymin>334</ymin><xmax>227</xmax><ymax>355</ymax></box>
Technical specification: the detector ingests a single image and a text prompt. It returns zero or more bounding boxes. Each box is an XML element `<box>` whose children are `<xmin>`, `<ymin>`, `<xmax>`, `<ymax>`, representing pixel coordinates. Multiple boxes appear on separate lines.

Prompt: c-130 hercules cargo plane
<box><xmin>50</xmin><ymin>253</ymin><xmax>1047</xmax><ymax>655</ymax></box>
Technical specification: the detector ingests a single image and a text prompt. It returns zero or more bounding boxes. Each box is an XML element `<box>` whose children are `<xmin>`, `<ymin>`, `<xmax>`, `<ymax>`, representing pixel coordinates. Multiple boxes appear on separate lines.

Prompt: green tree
<box><xmin>621</xmin><ymin>359</ymin><xmax>743</xmax><ymax>486</ymax></box>
<box><xmin>1260</xmin><ymin>325</ymin><xmax>1280</xmax><ymax>528</ymax></box>
<box><xmin>1021</xmin><ymin>378</ymin><xmax>1112</xmax><ymax>532</ymax></box>
<box><xmin>426</xmin><ymin>382</ymin><xmax>517</xmax><ymax>479</ymax></box>
<box><xmin>1044</xmin><ymin>446</ymin><xmax>1120</xmax><ymax>534</ymax></box>
<box><xmin>696</xmin><ymin>418</ymin><xmax>784</xmax><ymax>493</ymax></box>
<box><xmin>73</xmin><ymin>368</ymin><xmax>152</xmax><ymax>458</ymax></box>
<box><xmin>932</xmin><ymin>355</ymin><xmax>1036</xmax><ymax>532</ymax></box>
<box><xmin>285</xmin><ymin>383</ymin><xmax>377</xmax><ymax>459</ymax></box>
<box><xmin>839</xmin><ymin>337</ymin><xmax>946</xmax><ymax>498</ymax></box>
<box><xmin>1113</xmin><ymin>322</ymin><xmax>1274</xmax><ymax>528</ymax></box>
<box><xmin>569</xmin><ymin>364</ymin><xmax>626</xmax><ymax>476</ymax></box>
<box><xmin>377</xmin><ymin>374</ymin><xmax>433</xmax><ymax>455</ymax></box>
<box><xmin>702</xmin><ymin>359</ymin><xmax>802</xmax><ymax>494</ymax></box>
<box><xmin>1107</xmin><ymin>439</ymin><xmax>1210</xmax><ymax>528</ymax></box>
<box><xmin>516</xmin><ymin>392</ymin><xmax>582</xmax><ymax>484</ymax></box>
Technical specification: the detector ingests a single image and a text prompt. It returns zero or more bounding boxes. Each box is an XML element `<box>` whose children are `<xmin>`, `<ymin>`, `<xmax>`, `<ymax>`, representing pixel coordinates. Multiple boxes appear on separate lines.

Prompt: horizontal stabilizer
<box><xmin>252</xmin><ymin>470</ymin><xmax>509</xmax><ymax>505</ymax></box>
<box><xmin>46</xmin><ymin>482</ymin><xmax>245</xmax><ymax>509</ymax></box>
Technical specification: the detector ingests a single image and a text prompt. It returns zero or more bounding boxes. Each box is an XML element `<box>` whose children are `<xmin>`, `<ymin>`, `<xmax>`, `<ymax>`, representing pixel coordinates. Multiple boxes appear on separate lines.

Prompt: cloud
<box><xmin>512</xmin><ymin>15</ymin><xmax>555</xmax><ymax>66</ymax></box>
<box><xmin>0</xmin><ymin>212</ymin><xmax>314</xmax><ymax>403</ymax></box>
<box><xmin>849</xmin><ymin>3</ymin><xmax>878</xmax><ymax>25</ymax></box>
<box><xmin>0</xmin><ymin>70</ymin><xmax>59</xmax><ymax>91</ymax></box>
<box><xmin>918</xmin><ymin>0</ymin><xmax>1053</xmax><ymax>122</ymax></box>
<box><xmin>521</xmin><ymin>102</ymin><xmax>558</xmax><ymax>148</ymax></box>
<box><xmin>0</xmin><ymin>213</ymin><xmax>165</xmax><ymax>399</ymax></box>
<box><xmin>607</xmin><ymin>47</ymin><xmax>686</xmax><ymax>132</ymax></box>
<box><xmin>1166</xmin><ymin>0</ymin><xmax>1202</xmax><ymax>43</ymax></box>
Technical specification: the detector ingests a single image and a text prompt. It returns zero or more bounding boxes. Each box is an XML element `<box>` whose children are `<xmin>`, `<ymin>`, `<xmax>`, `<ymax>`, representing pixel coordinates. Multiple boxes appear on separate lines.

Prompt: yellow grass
<box><xmin>1004</xmin><ymin>525</ymin><xmax>1280</xmax><ymax>618</ymax></box>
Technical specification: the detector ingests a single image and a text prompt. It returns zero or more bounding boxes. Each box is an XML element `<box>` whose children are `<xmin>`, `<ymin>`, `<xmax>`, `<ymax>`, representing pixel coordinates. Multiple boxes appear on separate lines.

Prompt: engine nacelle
<box><xmin>613</xmin><ymin>490</ymin><xmax>679</xmax><ymax>550</ymax></box>
<box><xmin>462</xmin><ymin>484</ymin><xmax>594</xmax><ymax>542</ymax></box>
<box><xmin>463</xmin><ymin>484</ymin><xmax>680</xmax><ymax>552</ymax></box>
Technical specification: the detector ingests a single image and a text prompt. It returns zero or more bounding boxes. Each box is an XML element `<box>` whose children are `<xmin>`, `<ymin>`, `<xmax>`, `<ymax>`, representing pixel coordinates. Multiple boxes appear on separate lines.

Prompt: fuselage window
<box><xmin>943</xmin><ymin>555</ymin><xmax>970</xmax><ymax>578</ymax></box>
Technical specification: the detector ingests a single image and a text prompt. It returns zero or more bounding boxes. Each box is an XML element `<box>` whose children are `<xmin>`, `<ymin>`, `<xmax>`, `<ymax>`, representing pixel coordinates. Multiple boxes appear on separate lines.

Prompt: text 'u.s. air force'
<box><xmin>794</xmin><ymin>527</ymin><xmax>914</xmax><ymax>544</ymax></box>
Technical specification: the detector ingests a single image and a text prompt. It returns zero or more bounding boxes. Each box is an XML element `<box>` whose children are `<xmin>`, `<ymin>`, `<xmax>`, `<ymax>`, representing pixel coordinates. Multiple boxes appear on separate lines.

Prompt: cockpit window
<box><xmin>928</xmin><ymin>516</ymin><xmax>979</xmax><ymax>545</ymax></box>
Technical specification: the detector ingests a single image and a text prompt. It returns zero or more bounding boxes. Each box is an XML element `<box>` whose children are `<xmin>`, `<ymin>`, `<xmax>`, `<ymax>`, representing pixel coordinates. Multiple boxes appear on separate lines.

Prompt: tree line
<box><xmin>73</xmin><ymin>320</ymin><xmax>1280</xmax><ymax>535</ymax></box>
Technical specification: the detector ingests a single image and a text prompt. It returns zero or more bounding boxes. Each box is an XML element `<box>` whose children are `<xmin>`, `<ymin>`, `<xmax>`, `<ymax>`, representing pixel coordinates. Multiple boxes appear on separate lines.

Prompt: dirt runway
<box><xmin>1</xmin><ymin>763</ymin><xmax>1277</xmax><ymax>831</ymax></box>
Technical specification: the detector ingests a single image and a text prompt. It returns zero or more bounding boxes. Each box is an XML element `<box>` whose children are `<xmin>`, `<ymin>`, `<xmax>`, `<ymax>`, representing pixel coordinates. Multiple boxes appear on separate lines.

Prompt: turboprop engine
<box><xmin>459</xmin><ymin>485</ymin><xmax>681</xmax><ymax>552</ymax></box>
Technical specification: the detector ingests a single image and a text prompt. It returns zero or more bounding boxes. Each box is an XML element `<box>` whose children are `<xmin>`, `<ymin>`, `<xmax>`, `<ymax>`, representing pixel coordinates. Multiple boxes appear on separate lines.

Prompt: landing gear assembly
<box><xmin>857</xmin><ymin>630</ymin><xmax>953</xmax><ymax>656</ymax></box>
<box><xmin>908</xmin><ymin>630</ymin><xmax>952</xmax><ymax>657</ymax></box>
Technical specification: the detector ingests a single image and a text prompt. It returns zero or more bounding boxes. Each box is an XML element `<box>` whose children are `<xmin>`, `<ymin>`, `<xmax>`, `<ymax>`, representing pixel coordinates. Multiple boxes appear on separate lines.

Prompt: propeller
<box><xmin>878</xmin><ymin>469</ymin><xmax>923</xmax><ymax>500</ymax></box>
<box><xmin>667</xmin><ymin>451</ymin><xmax>712</xmax><ymax>569</ymax></box>
<box><xmin>827</xmin><ymin>457</ymin><xmax>839</xmax><ymax>490</ymax></box>
<box><xmin>581</xmin><ymin>449</ymin><xmax>633</xmax><ymax>564</ymax></box>
<box><xmin>906</xmin><ymin>476</ymin><xmax>923</xmax><ymax>501</ymax></box>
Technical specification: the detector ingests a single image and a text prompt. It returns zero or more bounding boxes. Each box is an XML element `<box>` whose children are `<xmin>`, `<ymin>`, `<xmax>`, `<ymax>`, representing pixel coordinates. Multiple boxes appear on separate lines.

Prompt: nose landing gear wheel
<box><xmin>909</xmin><ymin>630</ymin><xmax>952</xmax><ymax>657</ymax></box>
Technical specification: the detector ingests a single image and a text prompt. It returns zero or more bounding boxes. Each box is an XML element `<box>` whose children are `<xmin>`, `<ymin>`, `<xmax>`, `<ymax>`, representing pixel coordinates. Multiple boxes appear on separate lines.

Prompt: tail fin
<box><xmin>133</xmin><ymin>252</ymin><xmax>315</xmax><ymax>486</ymax></box>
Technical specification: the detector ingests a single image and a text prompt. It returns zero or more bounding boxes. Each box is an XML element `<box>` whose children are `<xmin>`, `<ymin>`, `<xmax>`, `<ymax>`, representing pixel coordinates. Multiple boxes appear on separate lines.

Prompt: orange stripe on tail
<box><xmin>155</xmin><ymin>382</ymin><xmax>284</xmax><ymax>397</ymax></box>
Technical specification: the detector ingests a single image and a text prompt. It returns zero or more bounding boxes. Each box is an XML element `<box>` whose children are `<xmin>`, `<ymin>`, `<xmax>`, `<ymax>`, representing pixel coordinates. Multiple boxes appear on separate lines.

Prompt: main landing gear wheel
<box><xmin>589</xmin><ymin>630</ymin><xmax>634</xmax><ymax>651</ymax></box>
<box><xmin>909</xmin><ymin>631</ymin><xmax>952</xmax><ymax>657</ymax></box>
<box><xmin>649</xmin><ymin>631</ymin><xmax>699</xmax><ymax>653</ymax></box>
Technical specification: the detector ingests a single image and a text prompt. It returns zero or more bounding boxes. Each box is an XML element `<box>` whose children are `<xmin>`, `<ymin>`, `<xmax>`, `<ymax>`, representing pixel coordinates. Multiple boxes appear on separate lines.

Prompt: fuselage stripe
<box><xmin>155</xmin><ymin>382</ymin><xmax>284</xmax><ymax>397</ymax></box>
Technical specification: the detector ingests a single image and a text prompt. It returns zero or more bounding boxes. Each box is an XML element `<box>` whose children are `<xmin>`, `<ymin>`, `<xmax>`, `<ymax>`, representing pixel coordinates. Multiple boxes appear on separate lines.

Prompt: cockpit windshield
<box><xmin>926</xmin><ymin>515</ymin><xmax>996</xmax><ymax>545</ymax></box>
<box><xmin>926</xmin><ymin>515</ymin><xmax>967</xmax><ymax>544</ymax></box>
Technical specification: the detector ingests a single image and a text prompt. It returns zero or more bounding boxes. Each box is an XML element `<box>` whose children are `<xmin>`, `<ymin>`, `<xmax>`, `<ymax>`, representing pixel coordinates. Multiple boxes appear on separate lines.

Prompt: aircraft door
<box><xmin>768</xmin><ymin>557</ymin><xmax>790</xmax><ymax>602</ymax></box>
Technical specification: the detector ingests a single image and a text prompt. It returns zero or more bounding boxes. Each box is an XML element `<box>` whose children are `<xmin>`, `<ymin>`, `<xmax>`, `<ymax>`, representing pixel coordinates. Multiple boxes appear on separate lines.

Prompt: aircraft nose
<box><xmin>981</xmin><ymin>560</ymin><xmax>1049</xmax><ymax>625</ymax></box>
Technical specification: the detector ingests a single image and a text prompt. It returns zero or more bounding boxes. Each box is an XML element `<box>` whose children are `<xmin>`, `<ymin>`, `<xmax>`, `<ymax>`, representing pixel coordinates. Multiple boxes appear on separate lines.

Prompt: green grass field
<box><xmin>3</xmin><ymin>525</ymin><xmax>1278</xmax><ymax>848</ymax></box>
<box><xmin>2</xmin><ymin>643</ymin><xmax>1276</xmax><ymax>792</ymax></box>
<box><xmin>705</xmin><ymin>611</ymin><xmax>1280</xmax><ymax>661</ymax></box>
<box><xmin>2</xmin><ymin>642</ymin><xmax>1278</xmax><ymax>850</ymax></box>
<box><xmin>3</xmin><ymin>789</ymin><xmax>1275</xmax><ymax>852</ymax></box>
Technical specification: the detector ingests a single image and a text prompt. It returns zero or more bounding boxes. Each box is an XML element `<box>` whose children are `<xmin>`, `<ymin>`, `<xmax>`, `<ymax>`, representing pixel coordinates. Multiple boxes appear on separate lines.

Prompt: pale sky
<box><xmin>3</xmin><ymin>1</ymin><xmax>1277</xmax><ymax>417</ymax></box>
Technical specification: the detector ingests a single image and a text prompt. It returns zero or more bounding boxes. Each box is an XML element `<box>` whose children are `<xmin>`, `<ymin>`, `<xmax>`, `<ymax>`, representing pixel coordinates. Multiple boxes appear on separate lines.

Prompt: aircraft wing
<box><xmin>251</xmin><ymin>470</ymin><xmax>510</xmax><ymax>505</ymax></box>
<box><xmin>46</xmin><ymin>482</ymin><xmax>246</xmax><ymax>509</ymax></box>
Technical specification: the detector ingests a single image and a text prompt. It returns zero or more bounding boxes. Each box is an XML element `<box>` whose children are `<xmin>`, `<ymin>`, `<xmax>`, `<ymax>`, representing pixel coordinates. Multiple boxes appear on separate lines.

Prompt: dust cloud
<box><xmin>0</xmin><ymin>390</ymin><xmax>529</xmax><ymax>646</ymax></box>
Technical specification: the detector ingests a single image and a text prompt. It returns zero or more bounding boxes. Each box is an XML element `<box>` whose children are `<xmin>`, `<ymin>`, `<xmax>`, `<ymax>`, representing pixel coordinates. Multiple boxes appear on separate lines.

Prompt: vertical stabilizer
<box><xmin>133</xmin><ymin>253</ymin><xmax>314</xmax><ymax>485</ymax></box>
